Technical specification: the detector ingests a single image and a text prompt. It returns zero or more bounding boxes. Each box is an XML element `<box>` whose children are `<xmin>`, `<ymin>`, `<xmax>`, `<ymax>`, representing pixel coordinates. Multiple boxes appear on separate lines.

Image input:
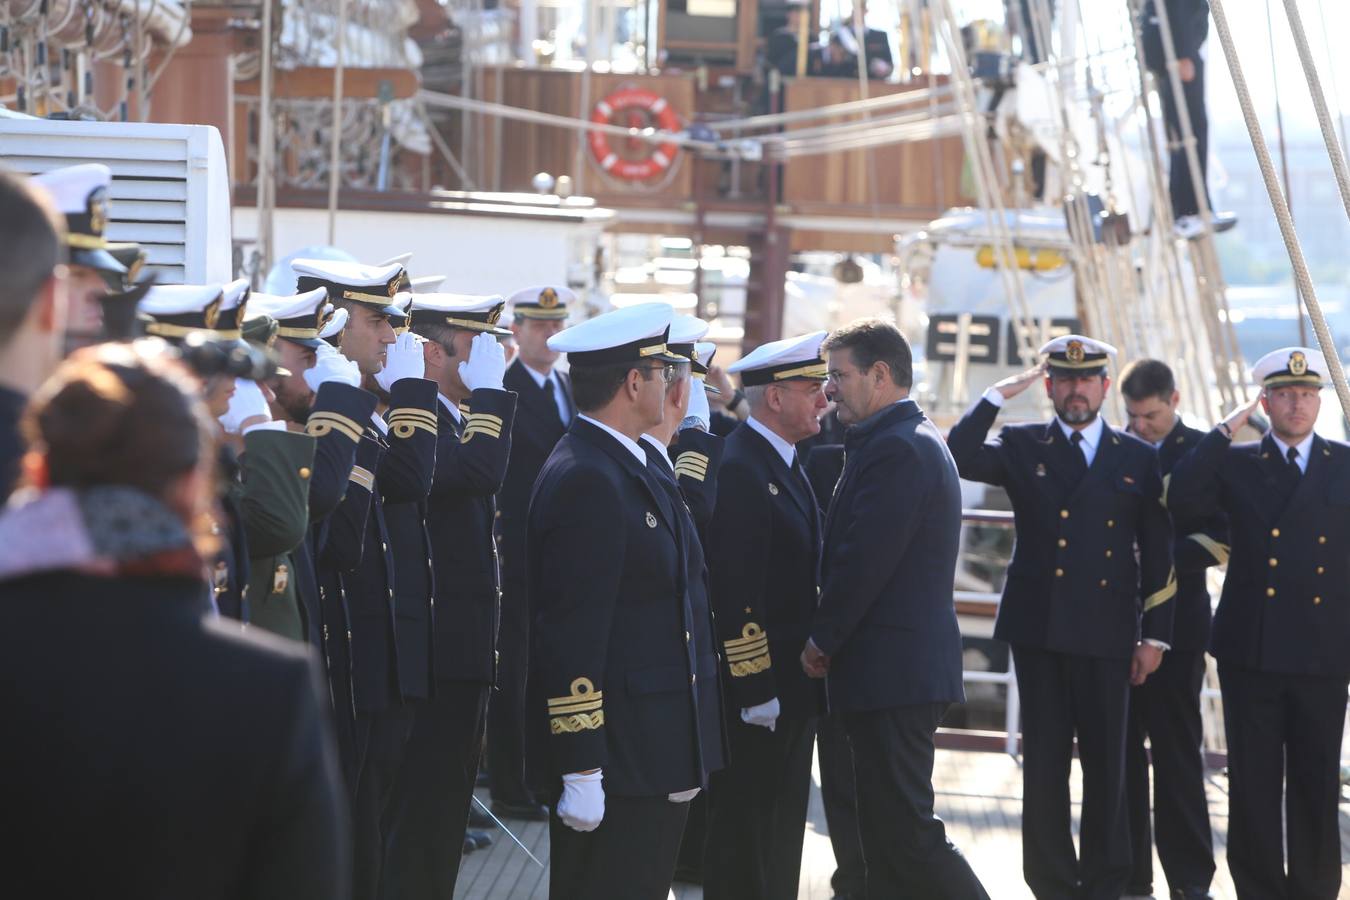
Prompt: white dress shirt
<box><xmin>438</xmin><ymin>393</ymin><xmax>463</xmax><ymax>424</ymax></box>
<box><xmin>579</xmin><ymin>414</ymin><xmax>647</xmax><ymax>466</ymax></box>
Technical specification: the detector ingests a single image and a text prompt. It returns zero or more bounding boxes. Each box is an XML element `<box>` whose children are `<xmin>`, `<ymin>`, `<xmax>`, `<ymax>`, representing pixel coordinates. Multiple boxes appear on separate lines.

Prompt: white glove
<box><xmin>683</xmin><ymin>377</ymin><xmax>711</xmax><ymax>431</ymax></box>
<box><xmin>318</xmin><ymin>306</ymin><xmax>348</xmax><ymax>341</ymax></box>
<box><xmin>458</xmin><ymin>332</ymin><xmax>507</xmax><ymax>393</ymax></box>
<box><xmin>668</xmin><ymin>787</ymin><xmax>701</xmax><ymax>803</ymax></box>
<box><xmin>740</xmin><ymin>696</ymin><xmax>781</xmax><ymax>732</ymax></box>
<box><xmin>304</xmin><ymin>342</ymin><xmax>362</xmax><ymax>391</ymax></box>
<box><xmin>218</xmin><ymin>379</ymin><xmax>271</xmax><ymax>434</ymax></box>
<box><xmin>375</xmin><ymin>331</ymin><xmax>425</xmax><ymax>392</ymax></box>
<box><xmin>558</xmin><ymin>770</ymin><xmax>605</xmax><ymax>832</ymax></box>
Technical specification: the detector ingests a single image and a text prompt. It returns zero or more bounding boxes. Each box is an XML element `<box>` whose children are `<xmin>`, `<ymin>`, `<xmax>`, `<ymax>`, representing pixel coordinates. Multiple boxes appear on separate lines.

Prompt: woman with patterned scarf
<box><xmin>0</xmin><ymin>341</ymin><xmax>350</xmax><ymax>900</ymax></box>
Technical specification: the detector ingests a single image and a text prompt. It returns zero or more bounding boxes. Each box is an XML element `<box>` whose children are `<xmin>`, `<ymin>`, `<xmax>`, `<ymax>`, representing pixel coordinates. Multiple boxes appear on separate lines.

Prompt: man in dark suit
<box><xmin>947</xmin><ymin>335</ymin><xmax>1175</xmax><ymax>900</ymax></box>
<box><xmin>491</xmin><ymin>284</ymin><xmax>576</xmax><ymax>819</ymax></box>
<box><xmin>1118</xmin><ymin>360</ymin><xmax>1221</xmax><ymax>900</ymax></box>
<box><xmin>294</xmin><ymin>258</ymin><xmax>440</xmax><ymax>900</ymax></box>
<box><xmin>798</xmin><ymin>410</ymin><xmax>866</xmax><ymax>900</ymax></box>
<box><xmin>701</xmin><ymin>331</ymin><xmax>828</xmax><ymax>900</ymax></box>
<box><xmin>529</xmin><ymin>303</ymin><xmax>725</xmax><ymax>899</ymax></box>
<box><xmin>1168</xmin><ymin>347</ymin><xmax>1350</xmax><ymax>899</ymax></box>
<box><xmin>382</xmin><ymin>294</ymin><xmax>517</xmax><ymax>899</ymax></box>
<box><xmin>802</xmin><ymin>318</ymin><xmax>988</xmax><ymax>899</ymax></box>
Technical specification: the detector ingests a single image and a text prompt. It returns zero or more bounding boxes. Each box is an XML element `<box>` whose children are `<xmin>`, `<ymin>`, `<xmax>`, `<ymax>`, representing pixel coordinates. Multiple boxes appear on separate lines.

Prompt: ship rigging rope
<box><xmin>1208</xmin><ymin>0</ymin><xmax>1350</xmax><ymax>422</ymax></box>
<box><xmin>417</xmin><ymin>88</ymin><xmax>961</xmax><ymax>159</ymax></box>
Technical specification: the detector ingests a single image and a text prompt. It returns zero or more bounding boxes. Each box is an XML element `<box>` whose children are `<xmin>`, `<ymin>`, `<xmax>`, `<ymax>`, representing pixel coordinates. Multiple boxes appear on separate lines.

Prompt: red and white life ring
<box><xmin>588</xmin><ymin>87</ymin><xmax>682</xmax><ymax>182</ymax></box>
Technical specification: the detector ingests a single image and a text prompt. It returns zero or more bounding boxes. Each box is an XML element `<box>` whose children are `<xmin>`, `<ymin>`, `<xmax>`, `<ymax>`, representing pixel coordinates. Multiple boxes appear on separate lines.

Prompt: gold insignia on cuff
<box><xmin>724</xmin><ymin>622</ymin><xmax>772</xmax><ymax>677</ymax></box>
<box><xmin>348</xmin><ymin>465</ymin><xmax>375</xmax><ymax>491</ymax></box>
<box><xmin>673</xmin><ymin>451</ymin><xmax>710</xmax><ymax>482</ymax></box>
<box><xmin>387</xmin><ymin>408</ymin><xmax>438</xmax><ymax>439</ymax></box>
<box><xmin>306</xmin><ymin>411</ymin><xmax>363</xmax><ymax>444</ymax></box>
<box><xmin>462</xmin><ymin>413</ymin><xmax>505</xmax><ymax>443</ymax></box>
<box><xmin>548</xmin><ymin>677</ymin><xmax>605</xmax><ymax>734</ymax></box>
<box><xmin>1143</xmin><ymin>570</ymin><xmax>1178</xmax><ymax>611</ymax></box>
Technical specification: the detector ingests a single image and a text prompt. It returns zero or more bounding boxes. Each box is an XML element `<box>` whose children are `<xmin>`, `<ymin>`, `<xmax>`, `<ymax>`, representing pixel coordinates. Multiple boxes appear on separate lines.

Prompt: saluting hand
<box><xmin>458</xmin><ymin>332</ymin><xmax>507</xmax><ymax>393</ymax></box>
<box><xmin>1219</xmin><ymin>392</ymin><xmax>1263</xmax><ymax>438</ymax></box>
<box><xmin>992</xmin><ymin>363</ymin><xmax>1048</xmax><ymax>400</ymax></box>
<box><xmin>375</xmin><ymin>332</ymin><xmax>427</xmax><ymax>392</ymax></box>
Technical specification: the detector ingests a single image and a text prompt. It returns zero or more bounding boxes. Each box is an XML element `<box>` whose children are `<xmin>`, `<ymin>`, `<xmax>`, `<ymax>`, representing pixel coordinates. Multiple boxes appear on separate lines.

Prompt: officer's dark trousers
<box><xmin>486</xmin><ymin>582</ymin><xmax>538</xmax><ymax>806</ymax></box>
<box><xmin>380</xmin><ymin>682</ymin><xmax>489</xmax><ymax>900</ymax></box>
<box><xmin>1157</xmin><ymin>56</ymin><xmax>1209</xmax><ymax>220</ymax></box>
<box><xmin>703</xmin><ymin>715</ymin><xmax>816</xmax><ymax>900</ymax></box>
<box><xmin>817</xmin><ymin>709</ymin><xmax>867</xmax><ymax>898</ymax></box>
<box><xmin>351</xmin><ymin>704</ymin><xmax>417</xmax><ymax>900</ymax></box>
<box><xmin>1124</xmin><ymin>648</ymin><xmax>1214</xmax><ymax>893</ymax></box>
<box><xmin>1013</xmin><ymin>646</ymin><xmax>1132</xmax><ymax>900</ymax></box>
<box><xmin>844</xmin><ymin>703</ymin><xmax>990</xmax><ymax>900</ymax></box>
<box><xmin>1219</xmin><ymin>663</ymin><xmax>1348</xmax><ymax>900</ymax></box>
<box><xmin>548</xmin><ymin>792</ymin><xmax>689</xmax><ymax>900</ymax></box>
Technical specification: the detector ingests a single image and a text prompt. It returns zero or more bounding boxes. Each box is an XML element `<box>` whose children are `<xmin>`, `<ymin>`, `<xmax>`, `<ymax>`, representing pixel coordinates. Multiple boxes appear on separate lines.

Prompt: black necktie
<box><xmin>1286</xmin><ymin>445</ymin><xmax>1301</xmax><ymax>477</ymax></box>
<box><xmin>1061</xmin><ymin>430</ymin><xmax>1087</xmax><ymax>484</ymax></box>
<box><xmin>544</xmin><ymin>377</ymin><xmax>566</xmax><ymax>427</ymax></box>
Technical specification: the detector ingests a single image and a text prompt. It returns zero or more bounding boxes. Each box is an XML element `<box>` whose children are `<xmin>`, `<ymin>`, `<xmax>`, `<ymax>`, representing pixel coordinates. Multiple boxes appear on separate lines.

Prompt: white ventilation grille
<box><xmin>0</xmin><ymin>118</ymin><xmax>232</xmax><ymax>285</ymax></box>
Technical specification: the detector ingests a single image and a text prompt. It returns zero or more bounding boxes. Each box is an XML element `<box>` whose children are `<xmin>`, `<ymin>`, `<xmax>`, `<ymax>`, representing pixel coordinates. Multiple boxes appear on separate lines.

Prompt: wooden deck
<box><xmin>455</xmin><ymin>748</ymin><xmax>1350</xmax><ymax>899</ymax></box>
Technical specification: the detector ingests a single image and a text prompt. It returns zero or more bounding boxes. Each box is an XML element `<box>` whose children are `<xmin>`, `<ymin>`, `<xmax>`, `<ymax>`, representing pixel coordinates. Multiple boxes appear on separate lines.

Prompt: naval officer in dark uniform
<box><xmin>1167</xmin><ymin>347</ymin><xmax>1350</xmax><ymax>899</ymax></box>
<box><xmin>529</xmin><ymin>303</ymin><xmax>726</xmax><ymax>899</ymax></box>
<box><xmin>803</xmin><ymin>318</ymin><xmax>988</xmax><ymax>899</ymax></box>
<box><xmin>701</xmin><ymin>331</ymin><xmax>828</xmax><ymax>900</ymax></box>
<box><xmin>293</xmin><ymin>258</ymin><xmax>440</xmax><ymax>900</ymax></box>
<box><xmin>1118</xmin><ymin>359</ymin><xmax>1222</xmax><ymax>900</ymax></box>
<box><xmin>947</xmin><ymin>335</ymin><xmax>1175</xmax><ymax>900</ymax></box>
<box><xmin>491</xmin><ymin>284</ymin><xmax>576</xmax><ymax>819</ymax></box>
<box><xmin>382</xmin><ymin>293</ymin><xmax>517</xmax><ymax>899</ymax></box>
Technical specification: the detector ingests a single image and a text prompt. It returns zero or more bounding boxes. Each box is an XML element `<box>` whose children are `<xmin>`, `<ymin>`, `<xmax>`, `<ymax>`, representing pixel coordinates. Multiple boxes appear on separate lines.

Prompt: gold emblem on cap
<box><xmin>645</xmin><ymin>511</ymin><xmax>657</xmax><ymax>528</ymax></box>
<box><xmin>1289</xmin><ymin>351</ymin><xmax>1308</xmax><ymax>376</ymax></box>
<box><xmin>203</xmin><ymin>295</ymin><xmax>223</xmax><ymax>329</ymax></box>
<box><xmin>89</xmin><ymin>191</ymin><xmax>108</xmax><ymax>236</ymax></box>
<box><xmin>487</xmin><ymin>304</ymin><xmax>503</xmax><ymax>326</ymax></box>
<box><xmin>1066</xmin><ymin>340</ymin><xmax>1085</xmax><ymax>364</ymax></box>
<box><xmin>388</xmin><ymin>278</ymin><xmax>399</xmax><ymax>298</ymax></box>
<box><xmin>539</xmin><ymin>287</ymin><xmax>559</xmax><ymax>309</ymax></box>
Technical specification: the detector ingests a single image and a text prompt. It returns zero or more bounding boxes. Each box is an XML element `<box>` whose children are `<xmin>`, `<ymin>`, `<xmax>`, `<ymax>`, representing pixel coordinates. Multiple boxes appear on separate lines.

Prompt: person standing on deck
<box><xmin>1167</xmin><ymin>347</ymin><xmax>1350</xmax><ymax>899</ymax></box>
<box><xmin>947</xmin><ymin>335</ymin><xmax>1175</xmax><ymax>900</ymax></box>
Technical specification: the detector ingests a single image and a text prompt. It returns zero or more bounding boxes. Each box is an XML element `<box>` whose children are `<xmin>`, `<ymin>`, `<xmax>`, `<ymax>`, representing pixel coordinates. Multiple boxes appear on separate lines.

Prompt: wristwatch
<box><xmin>1217</xmin><ymin>421</ymin><xmax>1234</xmax><ymax>439</ymax></box>
<box><xmin>726</xmin><ymin>389</ymin><xmax>747</xmax><ymax>413</ymax></box>
<box><xmin>680</xmin><ymin>416</ymin><xmax>707</xmax><ymax>432</ymax></box>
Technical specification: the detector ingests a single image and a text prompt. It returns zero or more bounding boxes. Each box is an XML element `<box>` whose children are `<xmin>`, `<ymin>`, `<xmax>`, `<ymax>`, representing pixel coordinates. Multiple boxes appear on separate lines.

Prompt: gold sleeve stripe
<box><xmin>547</xmin><ymin>677</ymin><xmax>604</xmax><ymax>733</ymax></box>
<box><xmin>547</xmin><ymin>677</ymin><xmax>602</xmax><ymax>708</ymax></box>
<box><xmin>348</xmin><ymin>466</ymin><xmax>374</xmax><ymax>491</ymax></box>
<box><xmin>724</xmin><ymin>622</ymin><xmax>768</xmax><ymax>649</ymax></box>
<box><xmin>1143</xmin><ymin>571</ymin><xmax>1178</xmax><ymax>612</ymax></box>
<box><xmin>673</xmin><ymin>463</ymin><xmax>707</xmax><ymax>482</ymax></box>
<box><xmin>307</xmin><ymin>412</ymin><xmax>363</xmax><ymax>443</ymax></box>
<box><xmin>390</xmin><ymin>420</ymin><xmax>437</xmax><ymax>438</ymax></box>
<box><xmin>1186</xmin><ymin>533</ymin><xmax>1230</xmax><ymax>565</ymax></box>
<box><xmin>728</xmin><ymin>655</ymin><xmax>772</xmax><ymax>677</ymax></box>
<box><xmin>726</xmin><ymin>647</ymin><xmax>770</xmax><ymax>664</ymax></box>
<box><xmin>466</xmin><ymin>413</ymin><xmax>504</xmax><ymax>428</ymax></box>
<box><xmin>674</xmin><ymin>451</ymin><xmax>709</xmax><ymax>470</ymax></box>
<box><xmin>388</xmin><ymin>409</ymin><xmax>439</xmax><ymax>427</ymax></box>
<box><xmin>551</xmin><ymin>710</ymin><xmax>604</xmax><ymax>734</ymax></box>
